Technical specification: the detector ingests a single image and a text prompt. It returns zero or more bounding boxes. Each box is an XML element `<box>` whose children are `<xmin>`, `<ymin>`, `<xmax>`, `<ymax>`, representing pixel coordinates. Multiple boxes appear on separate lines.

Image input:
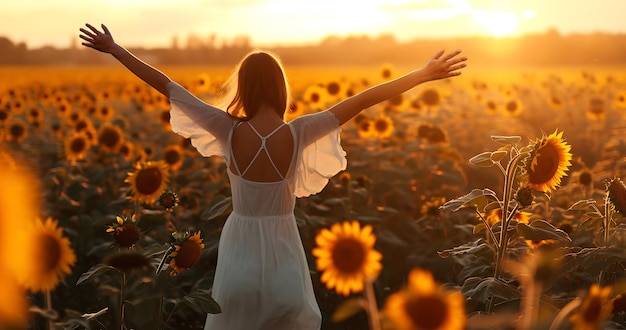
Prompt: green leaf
<box><xmin>76</xmin><ymin>264</ymin><xmax>116</xmax><ymax>285</ymax></box>
<box><xmin>567</xmin><ymin>199</ymin><xmax>597</xmax><ymax>211</ymax></box>
<box><xmin>438</xmin><ymin>239</ymin><xmax>490</xmax><ymax>258</ymax></box>
<box><xmin>473</xmin><ymin>223</ymin><xmax>487</xmax><ymax>234</ymax></box>
<box><xmin>440</xmin><ymin>188</ymin><xmax>498</xmax><ymax>212</ymax></box>
<box><xmin>516</xmin><ymin>220</ymin><xmax>571</xmax><ymax>242</ymax></box>
<box><xmin>181</xmin><ymin>289</ymin><xmax>222</xmax><ymax>314</ymax></box>
<box><xmin>201</xmin><ymin>196</ymin><xmax>232</xmax><ymax>220</ymax></box>
<box><xmin>577</xmin><ymin>217</ymin><xmax>602</xmax><ymax>231</ymax></box>
<box><xmin>491</xmin><ymin>135</ymin><xmax>522</xmax><ymax>145</ymax></box>
<box><xmin>331</xmin><ymin>297</ymin><xmax>365</xmax><ymax>322</ymax></box>
<box><xmin>462</xmin><ymin>276</ymin><xmax>520</xmax><ymax>303</ymax></box>
<box><xmin>490</xmin><ymin>150</ymin><xmax>508</xmax><ymax>162</ymax></box>
<box><xmin>469</xmin><ymin>152</ymin><xmax>495</xmax><ymax>167</ymax></box>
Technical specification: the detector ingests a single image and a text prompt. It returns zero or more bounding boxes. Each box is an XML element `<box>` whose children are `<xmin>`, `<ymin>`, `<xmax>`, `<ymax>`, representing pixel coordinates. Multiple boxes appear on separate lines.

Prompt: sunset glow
<box><xmin>0</xmin><ymin>0</ymin><xmax>624</xmax><ymax>48</ymax></box>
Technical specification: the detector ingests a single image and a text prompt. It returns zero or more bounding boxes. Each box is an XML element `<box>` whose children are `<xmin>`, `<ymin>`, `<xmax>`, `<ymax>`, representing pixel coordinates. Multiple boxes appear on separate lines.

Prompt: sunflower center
<box><xmin>327</xmin><ymin>82</ymin><xmax>340</xmax><ymax>96</ymax></box>
<box><xmin>331</xmin><ymin>238</ymin><xmax>366</xmax><ymax>274</ymax></box>
<box><xmin>164</xmin><ymin>149</ymin><xmax>181</xmax><ymax>165</ymax></box>
<box><xmin>175</xmin><ymin>240</ymin><xmax>203</xmax><ymax>269</ymax></box>
<box><xmin>70</xmin><ymin>137</ymin><xmax>87</xmax><ymax>153</ymax></box>
<box><xmin>115</xmin><ymin>223</ymin><xmax>140</xmax><ymax>247</ymax></box>
<box><xmin>40</xmin><ymin>234</ymin><xmax>62</xmax><ymax>273</ymax></box>
<box><xmin>310</xmin><ymin>93</ymin><xmax>320</xmax><ymax>103</ymax></box>
<box><xmin>135</xmin><ymin>167</ymin><xmax>163</xmax><ymax>195</ymax></box>
<box><xmin>10</xmin><ymin>124</ymin><xmax>25</xmax><ymax>138</ymax></box>
<box><xmin>404</xmin><ymin>294</ymin><xmax>449</xmax><ymax>329</ymax></box>
<box><xmin>506</xmin><ymin>100</ymin><xmax>518</xmax><ymax>112</ymax></box>
<box><xmin>529</xmin><ymin>143</ymin><xmax>560</xmax><ymax>185</ymax></box>
<box><xmin>99</xmin><ymin>128</ymin><xmax>121</xmax><ymax>148</ymax></box>
<box><xmin>421</xmin><ymin>89</ymin><xmax>440</xmax><ymax>106</ymax></box>
<box><xmin>374</xmin><ymin>119</ymin><xmax>389</xmax><ymax>133</ymax></box>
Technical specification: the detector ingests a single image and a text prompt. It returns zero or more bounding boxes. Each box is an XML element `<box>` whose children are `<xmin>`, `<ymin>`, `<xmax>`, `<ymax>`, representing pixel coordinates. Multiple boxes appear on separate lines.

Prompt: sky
<box><xmin>1</xmin><ymin>0</ymin><xmax>626</xmax><ymax>49</ymax></box>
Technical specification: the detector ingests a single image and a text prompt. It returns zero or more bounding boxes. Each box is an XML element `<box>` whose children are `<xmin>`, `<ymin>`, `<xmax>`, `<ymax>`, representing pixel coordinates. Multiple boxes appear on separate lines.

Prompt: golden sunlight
<box><xmin>472</xmin><ymin>10</ymin><xmax>519</xmax><ymax>37</ymax></box>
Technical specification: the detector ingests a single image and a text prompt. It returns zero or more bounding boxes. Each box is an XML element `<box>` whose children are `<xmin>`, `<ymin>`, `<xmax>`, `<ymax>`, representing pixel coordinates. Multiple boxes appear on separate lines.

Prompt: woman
<box><xmin>79</xmin><ymin>23</ymin><xmax>467</xmax><ymax>330</ymax></box>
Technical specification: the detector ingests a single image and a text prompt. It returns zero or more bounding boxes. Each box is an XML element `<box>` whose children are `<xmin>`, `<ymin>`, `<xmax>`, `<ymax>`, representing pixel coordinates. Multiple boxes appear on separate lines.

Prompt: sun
<box><xmin>472</xmin><ymin>10</ymin><xmax>519</xmax><ymax>37</ymax></box>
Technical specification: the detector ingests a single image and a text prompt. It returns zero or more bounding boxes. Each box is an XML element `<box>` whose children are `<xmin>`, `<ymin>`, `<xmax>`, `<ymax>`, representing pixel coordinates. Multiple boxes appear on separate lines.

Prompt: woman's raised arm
<box><xmin>79</xmin><ymin>23</ymin><xmax>172</xmax><ymax>96</ymax></box>
<box><xmin>328</xmin><ymin>49</ymin><xmax>467</xmax><ymax>125</ymax></box>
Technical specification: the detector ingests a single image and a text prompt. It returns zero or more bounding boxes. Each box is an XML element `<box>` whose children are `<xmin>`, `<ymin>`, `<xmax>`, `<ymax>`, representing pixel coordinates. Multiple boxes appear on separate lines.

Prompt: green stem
<box><xmin>364</xmin><ymin>280</ymin><xmax>381</xmax><ymax>330</ymax></box>
<box><xmin>46</xmin><ymin>289</ymin><xmax>54</xmax><ymax>330</ymax></box>
<box><xmin>120</xmin><ymin>272</ymin><xmax>126</xmax><ymax>330</ymax></box>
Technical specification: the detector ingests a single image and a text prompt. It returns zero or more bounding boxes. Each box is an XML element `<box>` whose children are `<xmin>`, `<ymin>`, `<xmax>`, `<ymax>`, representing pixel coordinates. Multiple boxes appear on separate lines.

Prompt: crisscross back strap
<box><xmin>237</xmin><ymin>122</ymin><xmax>286</xmax><ymax>179</ymax></box>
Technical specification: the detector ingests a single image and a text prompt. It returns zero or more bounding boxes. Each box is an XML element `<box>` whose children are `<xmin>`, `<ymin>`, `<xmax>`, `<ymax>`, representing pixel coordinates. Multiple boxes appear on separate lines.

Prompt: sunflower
<box><xmin>383</xmin><ymin>268</ymin><xmax>465</xmax><ymax>330</ymax></box>
<box><xmin>372</xmin><ymin>114</ymin><xmax>394</xmax><ymax>139</ymax></box>
<box><xmin>607</xmin><ymin>177</ymin><xmax>626</xmax><ymax>215</ymax></box>
<box><xmin>26</xmin><ymin>106</ymin><xmax>44</xmax><ymax>124</ymax></box>
<box><xmin>6</xmin><ymin>120</ymin><xmax>28</xmax><ymax>143</ymax></box>
<box><xmin>338</xmin><ymin>171</ymin><xmax>351</xmax><ymax>187</ymax></box>
<box><xmin>613</xmin><ymin>90</ymin><xmax>626</xmax><ymax>109</ymax></box>
<box><xmin>162</xmin><ymin>145</ymin><xmax>185</xmax><ymax>171</ymax></box>
<box><xmin>586</xmin><ymin>97</ymin><xmax>606</xmax><ymax>120</ymax></box>
<box><xmin>483</xmin><ymin>99</ymin><xmax>500</xmax><ymax>114</ymax></box>
<box><xmin>159</xmin><ymin>109</ymin><xmax>171</xmax><ymax>130</ymax></box>
<box><xmin>169</xmin><ymin>231</ymin><xmax>205</xmax><ymax>276</ymax></box>
<box><xmin>0</xmin><ymin>109</ymin><xmax>11</xmax><ymax>124</ymax></box>
<box><xmin>420</xmin><ymin>88</ymin><xmax>441</xmax><ymax>108</ymax></box>
<box><xmin>106</xmin><ymin>215</ymin><xmax>140</xmax><ymax>248</ymax></box>
<box><xmin>285</xmin><ymin>100</ymin><xmax>306</xmax><ymax>121</ymax></box>
<box><xmin>525</xmin><ymin>130</ymin><xmax>572</xmax><ymax>193</ymax></box>
<box><xmin>569</xmin><ymin>284</ymin><xmax>613</xmax><ymax>330</ymax></box>
<box><xmin>126</xmin><ymin>160</ymin><xmax>170</xmax><ymax>205</ymax></box>
<box><xmin>18</xmin><ymin>217</ymin><xmax>77</xmax><ymax>293</ymax></box>
<box><xmin>357</xmin><ymin>118</ymin><xmax>376</xmax><ymax>139</ymax></box>
<box><xmin>547</xmin><ymin>93</ymin><xmax>565</xmax><ymax>110</ymax></box>
<box><xmin>485</xmin><ymin>209</ymin><xmax>531</xmax><ymax>226</ymax></box>
<box><xmin>379</xmin><ymin>63</ymin><xmax>395</xmax><ymax>79</ymax></box>
<box><xmin>64</xmin><ymin>132</ymin><xmax>92</xmax><ymax>164</ymax></box>
<box><xmin>0</xmin><ymin>168</ymin><xmax>36</xmax><ymax>325</ymax></box>
<box><xmin>325</xmin><ymin>81</ymin><xmax>343</xmax><ymax>99</ymax></box>
<box><xmin>417</xmin><ymin>123</ymin><xmax>448</xmax><ymax>144</ymax></box>
<box><xmin>387</xmin><ymin>94</ymin><xmax>408</xmax><ymax>112</ymax></box>
<box><xmin>118</xmin><ymin>141</ymin><xmax>136</xmax><ymax>162</ymax></box>
<box><xmin>312</xmin><ymin>220</ymin><xmax>382</xmax><ymax>296</ymax></box>
<box><xmin>504</xmin><ymin>99</ymin><xmax>523</xmax><ymax>117</ymax></box>
<box><xmin>303</xmin><ymin>84</ymin><xmax>327</xmax><ymax>110</ymax></box>
<box><xmin>193</xmin><ymin>73</ymin><xmax>211</xmax><ymax>93</ymax></box>
<box><xmin>97</xmin><ymin>124</ymin><xmax>124</xmax><ymax>152</ymax></box>
<box><xmin>158</xmin><ymin>191</ymin><xmax>180</xmax><ymax>212</ymax></box>
<box><xmin>96</xmin><ymin>104</ymin><xmax>115</xmax><ymax>122</ymax></box>
<box><xmin>55</xmin><ymin>99</ymin><xmax>72</xmax><ymax>118</ymax></box>
<box><xmin>420</xmin><ymin>197</ymin><xmax>446</xmax><ymax>218</ymax></box>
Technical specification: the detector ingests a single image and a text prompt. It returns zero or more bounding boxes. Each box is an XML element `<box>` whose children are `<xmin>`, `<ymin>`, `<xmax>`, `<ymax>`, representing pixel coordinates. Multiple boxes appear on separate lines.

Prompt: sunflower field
<box><xmin>2</xmin><ymin>63</ymin><xmax>626</xmax><ymax>330</ymax></box>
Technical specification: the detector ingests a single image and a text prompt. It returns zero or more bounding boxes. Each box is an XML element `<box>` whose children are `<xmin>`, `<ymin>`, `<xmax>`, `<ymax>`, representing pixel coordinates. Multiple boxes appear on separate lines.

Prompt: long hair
<box><xmin>222</xmin><ymin>50</ymin><xmax>290</xmax><ymax>120</ymax></box>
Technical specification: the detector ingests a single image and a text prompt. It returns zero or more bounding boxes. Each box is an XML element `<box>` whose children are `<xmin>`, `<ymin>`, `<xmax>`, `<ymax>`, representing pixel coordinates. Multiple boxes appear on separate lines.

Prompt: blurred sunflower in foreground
<box><xmin>525</xmin><ymin>130</ymin><xmax>572</xmax><ymax>193</ymax></box>
<box><xmin>18</xmin><ymin>217</ymin><xmax>77</xmax><ymax>293</ymax></box>
<box><xmin>569</xmin><ymin>284</ymin><xmax>613</xmax><ymax>330</ymax></box>
<box><xmin>383</xmin><ymin>268</ymin><xmax>465</xmax><ymax>330</ymax></box>
<box><xmin>126</xmin><ymin>160</ymin><xmax>170</xmax><ymax>205</ymax></box>
<box><xmin>169</xmin><ymin>231</ymin><xmax>205</xmax><ymax>276</ymax></box>
<box><xmin>312</xmin><ymin>220</ymin><xmax>382</xmax><ymax>296</ymax></box>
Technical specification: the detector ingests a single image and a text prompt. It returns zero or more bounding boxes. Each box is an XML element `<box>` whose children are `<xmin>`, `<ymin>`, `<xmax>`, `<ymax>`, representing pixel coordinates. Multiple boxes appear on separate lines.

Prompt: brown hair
<box><xmin>226</xmin><ymin>50</ymin><xmax>290</xmax><ymax>120</ymax></box>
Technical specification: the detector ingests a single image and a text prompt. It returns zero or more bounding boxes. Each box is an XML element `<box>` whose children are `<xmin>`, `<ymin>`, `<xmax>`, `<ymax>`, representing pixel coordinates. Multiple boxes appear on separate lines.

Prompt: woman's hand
<box><xmin>79</xmin><ymin>23</ymin><xmax>117</xmax><ymax>53</ymax></box>
<box><xmin>421</xmin><ymin>49</ymin><xmax>467</xmax><ymax>81</ymax></box>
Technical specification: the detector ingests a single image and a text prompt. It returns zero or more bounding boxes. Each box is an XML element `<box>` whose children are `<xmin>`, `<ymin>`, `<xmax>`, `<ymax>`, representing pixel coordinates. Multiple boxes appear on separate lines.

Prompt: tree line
<box><xmin>1</xmin><ymin>29</ymin><xmax>626</xmax><ymax>67</ymax></box>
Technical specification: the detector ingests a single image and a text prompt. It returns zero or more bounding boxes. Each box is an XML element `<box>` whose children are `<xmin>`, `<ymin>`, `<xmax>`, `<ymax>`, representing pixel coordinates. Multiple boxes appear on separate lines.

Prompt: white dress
<box><xmin>167</xmin><ymin>82</ymin><xmax>347</xmax><ymax>330</ymax></box>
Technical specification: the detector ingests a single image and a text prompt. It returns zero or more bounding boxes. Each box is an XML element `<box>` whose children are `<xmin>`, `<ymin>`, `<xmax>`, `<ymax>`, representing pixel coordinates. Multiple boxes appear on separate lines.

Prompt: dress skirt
<box><xmin>204</xmin><ymin>212</ymin><xmax>322</xmax><ymax>330</ymax></box>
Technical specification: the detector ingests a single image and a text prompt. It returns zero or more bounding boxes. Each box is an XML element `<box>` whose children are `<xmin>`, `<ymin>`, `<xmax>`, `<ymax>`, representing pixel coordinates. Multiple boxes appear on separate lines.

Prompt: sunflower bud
<box><xmin>515</xmin><ymin>187</ymin><xmax>535</xmax><ymax>208</ymax></box>
<box><xmin>607</xmin><ymin>178</ymin><xmax>626</xmax><ymax>214</ymax></box>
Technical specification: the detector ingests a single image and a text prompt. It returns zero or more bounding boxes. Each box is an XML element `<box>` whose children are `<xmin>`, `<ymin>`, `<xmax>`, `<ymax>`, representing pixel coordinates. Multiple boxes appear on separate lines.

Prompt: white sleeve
<box><xmin>290</xmin><ymin>111</ymin><xmax>347</xmax><ymax>197</ymax></box>
<box><xmin>167</xmin><ymin>81</ymin><xmax>235</xmax><ymax>159</ymax></box>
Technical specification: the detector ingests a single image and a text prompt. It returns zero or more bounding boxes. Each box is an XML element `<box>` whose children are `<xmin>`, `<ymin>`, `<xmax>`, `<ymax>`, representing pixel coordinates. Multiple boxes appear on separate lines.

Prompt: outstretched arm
<box><xmin>328</xmin><ymin>49</ymin><xmax>467</xmax><ymax>125</ymax></box>
<box><xmin>79</xmin><ymin>23</ymin><xmax>172</xmax><ymax>96</ymax></box>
